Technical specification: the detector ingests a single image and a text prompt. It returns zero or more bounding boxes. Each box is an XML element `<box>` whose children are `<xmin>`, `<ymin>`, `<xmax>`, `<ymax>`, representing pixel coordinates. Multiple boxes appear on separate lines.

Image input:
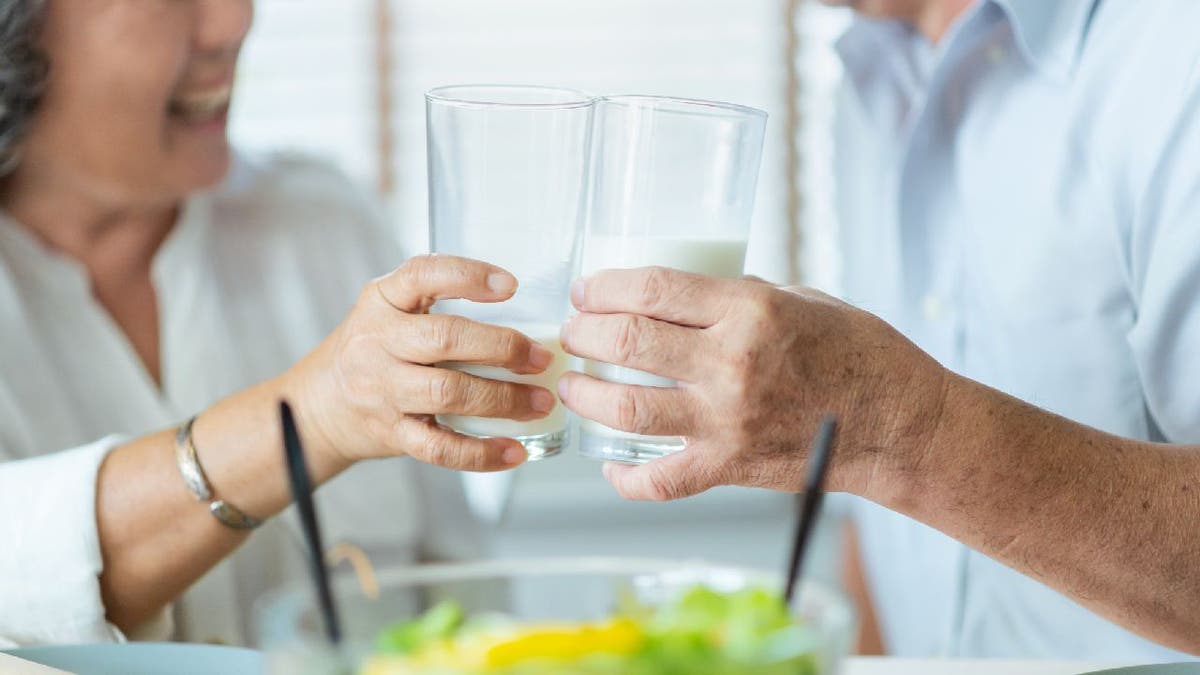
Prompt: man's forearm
<box><xmin>875</xmin><ymin>373</ymin><xmax>1200</xmax><ymax>655</ymax></box>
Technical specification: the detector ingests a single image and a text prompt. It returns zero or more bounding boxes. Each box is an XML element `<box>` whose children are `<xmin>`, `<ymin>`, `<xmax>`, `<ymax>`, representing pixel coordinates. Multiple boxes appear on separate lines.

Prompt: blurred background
<box><xmin>229</xmin><ymin>0</ymin><xmax>852</xmax><ymax>588</ymax></box>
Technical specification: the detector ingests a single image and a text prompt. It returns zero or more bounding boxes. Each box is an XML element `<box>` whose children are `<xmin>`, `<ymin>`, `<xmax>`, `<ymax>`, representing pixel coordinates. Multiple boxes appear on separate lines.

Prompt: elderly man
<box><xmin>559</xmin><ymin>0</ymin><xmax>1200</xmax><ymax>662</ymax></box>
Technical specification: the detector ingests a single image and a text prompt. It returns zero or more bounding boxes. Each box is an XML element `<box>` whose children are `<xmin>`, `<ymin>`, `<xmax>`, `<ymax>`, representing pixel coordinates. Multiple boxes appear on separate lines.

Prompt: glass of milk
<box><xmin>426</xmin><ymin>85</ymin><xmax>596</xmax><ymax>460</ymax></box>
<box><xmin>578</xmin><ymin>95</ymin><xmax>768</xmax><ymax>464</ymax></box>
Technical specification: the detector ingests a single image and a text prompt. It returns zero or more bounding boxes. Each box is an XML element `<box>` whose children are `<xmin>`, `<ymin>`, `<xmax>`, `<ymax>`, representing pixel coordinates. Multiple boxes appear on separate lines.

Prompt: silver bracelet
<box><xmin>175</xmin><ymin>416</ymin><xmax>264</xmax><ymax>530</ymax></box>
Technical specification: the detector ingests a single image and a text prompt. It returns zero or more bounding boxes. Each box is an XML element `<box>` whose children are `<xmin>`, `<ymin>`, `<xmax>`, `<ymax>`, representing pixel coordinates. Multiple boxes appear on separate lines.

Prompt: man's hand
<box><xmin>558</xmin><ymin>267</ymin><xmax>949</xmax><ymax>501</ymax></box>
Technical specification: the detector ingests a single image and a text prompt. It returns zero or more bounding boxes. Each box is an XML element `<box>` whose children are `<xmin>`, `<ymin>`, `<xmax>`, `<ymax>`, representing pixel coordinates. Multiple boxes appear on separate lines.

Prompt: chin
<box><xmin>177</xmin><ymin>142</ymin><xmax>234</xmax><ymax>193</ymax></box>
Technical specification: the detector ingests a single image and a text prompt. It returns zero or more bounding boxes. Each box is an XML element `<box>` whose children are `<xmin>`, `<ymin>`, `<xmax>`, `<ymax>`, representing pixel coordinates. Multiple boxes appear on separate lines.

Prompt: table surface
<box><xmin>844</xmin><ymin>658</ymin><xmax>1127</xmax><ymax>675</ymax></box>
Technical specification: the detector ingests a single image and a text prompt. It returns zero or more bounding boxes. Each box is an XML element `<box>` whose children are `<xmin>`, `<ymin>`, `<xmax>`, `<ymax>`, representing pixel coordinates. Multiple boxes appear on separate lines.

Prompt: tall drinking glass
<box><xmin>578</xmin><ymin>95</ymin><xmax>768</xmax><ymax>464</ymax></box>
<box><xmin>426</xmin><ymin>85</ymin><xmax>595</xmax><ymax>460</ymax></box>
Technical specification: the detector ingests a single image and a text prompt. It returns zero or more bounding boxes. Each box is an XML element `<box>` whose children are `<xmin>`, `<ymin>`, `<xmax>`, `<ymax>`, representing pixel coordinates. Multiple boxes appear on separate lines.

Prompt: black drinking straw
<box><xmin>280</xmin><ymin>400</ymin><xmax>342</xmax><ymax>645</ymax></box>
<box><xmin>783</xmin><ymin>415</ymin><xmax>838</xmax><ymax>607</ymax></box>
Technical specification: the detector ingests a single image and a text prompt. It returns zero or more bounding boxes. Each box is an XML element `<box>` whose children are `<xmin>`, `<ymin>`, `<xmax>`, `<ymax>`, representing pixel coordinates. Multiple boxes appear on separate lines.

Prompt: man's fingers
<box><xmin>375</xmin><ymin>254</ymin><xmax>517</xmax><ymax>313</ymax></box>
<box><xmin>557</xmin><ymin>371</ymin><xmax>699</xmax><ymax>437</ymax></box>
<box><xmin>572</xmin><ymin>267</ymin><xmax>740</xmax><ymax>328</ymax></box>
<box><xmin>401</xmin><ymin>418</ymin><xmax>526</xmax><ymax>472</ymax></box>
<box><xmin>392</xmin><ymin>314</ymin><xmax>553</xmax><ymax>374</ymax></box>
<box><xmin>601</xmin><ymin>449</ymin><xmax>722</xmax><ymax>501</ymax></box>
<box><xmin>560</xmin><ymin>313</ymin><xmax>708</xmax><ymax>382</ymax></box>
<box><xmin>398</xmin><ymin>365</ymin><xmax>555</xmax><ymax>420</ymax></box>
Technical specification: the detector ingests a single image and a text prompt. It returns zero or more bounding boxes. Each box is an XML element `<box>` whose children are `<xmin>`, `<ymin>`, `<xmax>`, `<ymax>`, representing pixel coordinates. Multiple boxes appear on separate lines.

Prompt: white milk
<box><xmin>579</xmin><ymin>235</ymin><xmax>748</xmax><ymax>455</ymax></box>
<box><xmin>580</xmin><ymin>234</ymin><xmax>748</xmax><ymax>279</ymax></box>
<box><xmin>437</xmin><ymin>322</ymin><xmax>568</xmax><ymax>440</ymax></box>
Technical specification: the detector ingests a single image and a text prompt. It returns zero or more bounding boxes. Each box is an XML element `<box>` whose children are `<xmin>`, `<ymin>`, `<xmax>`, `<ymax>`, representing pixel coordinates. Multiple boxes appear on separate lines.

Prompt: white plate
<box><xmin>0</xmin><ymin>643</ymin><xmax>261</xmax><ymax>675</ymax></box>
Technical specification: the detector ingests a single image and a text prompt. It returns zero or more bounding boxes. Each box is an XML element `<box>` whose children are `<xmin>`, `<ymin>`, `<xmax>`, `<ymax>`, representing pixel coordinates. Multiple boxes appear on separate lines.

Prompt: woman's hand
<box><xmin>282</xmin><ymin>254</ymin><xmax>555</xmax><ymax>473</ymax></box>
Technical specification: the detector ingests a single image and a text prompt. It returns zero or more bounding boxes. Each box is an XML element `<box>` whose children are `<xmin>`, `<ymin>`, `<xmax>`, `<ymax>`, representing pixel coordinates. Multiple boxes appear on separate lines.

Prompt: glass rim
<box><xmin>426</xmin><ymin>84</ymin><xmax>598</xmax><ymax>110</ymax></box>
<box><xmin>601</xmin><ymin>94</ymin><xmax>768</xmax><ymax>121</ymax></box>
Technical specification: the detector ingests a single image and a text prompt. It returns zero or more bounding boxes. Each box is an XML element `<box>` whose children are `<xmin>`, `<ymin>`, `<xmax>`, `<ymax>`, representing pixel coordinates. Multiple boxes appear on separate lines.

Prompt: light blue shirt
<box><xmin>834</xmin><ymin>0</ymin><xmax>1200</xmax><ymax>660</ymax></box>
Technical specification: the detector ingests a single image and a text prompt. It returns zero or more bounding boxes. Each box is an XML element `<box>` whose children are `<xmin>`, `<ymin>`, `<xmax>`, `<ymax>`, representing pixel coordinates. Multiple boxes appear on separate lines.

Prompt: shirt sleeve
<box><xmin>1126</xmin><ymin>71</ymin><xmax>1200</xmax><ymax>443</ymax></box>
<box><xmin>0</xmin><ymin>437</ymin><xmax>126</xmax><ymax>647</ymax></box>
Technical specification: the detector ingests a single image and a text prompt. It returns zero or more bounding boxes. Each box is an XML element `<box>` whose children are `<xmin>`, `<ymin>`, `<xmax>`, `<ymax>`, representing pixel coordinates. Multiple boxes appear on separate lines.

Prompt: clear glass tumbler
<box><xmin>427</xmin><ymin>85</ymin><xmax>596</xmax><ymax>460</ymax></box>
<box><xmin>578</xmin><ymin>95</ymin><xmax>768</xmax><ymax>464</ymax></box>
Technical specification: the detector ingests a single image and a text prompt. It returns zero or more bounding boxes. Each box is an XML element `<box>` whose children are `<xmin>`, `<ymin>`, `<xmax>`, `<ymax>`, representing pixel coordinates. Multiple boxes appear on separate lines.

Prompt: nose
<box><xmin>194</xmin><ymin>0</ymin><xmax>254</xmax><ymax>56</ymax></box>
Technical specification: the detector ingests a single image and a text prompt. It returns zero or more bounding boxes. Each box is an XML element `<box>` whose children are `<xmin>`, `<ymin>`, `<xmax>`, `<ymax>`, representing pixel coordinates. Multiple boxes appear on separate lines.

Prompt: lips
<box><xmin>168</xmin><ymin>84</ymin><xmax>232</xmax><ymax>124</ymax></box>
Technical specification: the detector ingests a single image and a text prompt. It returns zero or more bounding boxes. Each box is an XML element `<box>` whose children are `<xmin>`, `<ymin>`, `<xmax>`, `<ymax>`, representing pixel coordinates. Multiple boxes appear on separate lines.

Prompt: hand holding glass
<box><xmin>578</xmin><ymin>95</ymin><xmax>768</xmax><ymax>464</ymax></box>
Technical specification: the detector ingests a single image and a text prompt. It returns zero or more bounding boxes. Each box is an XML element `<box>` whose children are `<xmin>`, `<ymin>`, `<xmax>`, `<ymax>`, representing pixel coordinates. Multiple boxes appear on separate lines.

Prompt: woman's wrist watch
<box><xmin>175</xmin><ymin>416</ymin><xmax>264</xmax><ymax>530</ymax></box>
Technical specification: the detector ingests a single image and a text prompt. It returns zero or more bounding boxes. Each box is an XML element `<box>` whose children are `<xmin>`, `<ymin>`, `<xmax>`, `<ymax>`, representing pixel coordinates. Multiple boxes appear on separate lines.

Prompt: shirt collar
<box><xmin>835</xmin><ymin>0</ymin><xmax>1100</xmax><ymax>87</ymax></box>
<box><xmin>993</xmin><ymin>0</ymin><xmax>1100</xmax><ymax>83</ymax></box>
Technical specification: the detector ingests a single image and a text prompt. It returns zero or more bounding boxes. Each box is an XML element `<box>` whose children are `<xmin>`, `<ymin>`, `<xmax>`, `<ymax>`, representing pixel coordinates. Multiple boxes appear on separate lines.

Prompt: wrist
<box><xmin>870</xmin><ymin>367</ymin><xmax>967</xmax><ymax>513</ymax></box>
<box><xmin>271</xmin><ymin>368</ymin><xmax>355</xmax><ymax>481</ymax></box>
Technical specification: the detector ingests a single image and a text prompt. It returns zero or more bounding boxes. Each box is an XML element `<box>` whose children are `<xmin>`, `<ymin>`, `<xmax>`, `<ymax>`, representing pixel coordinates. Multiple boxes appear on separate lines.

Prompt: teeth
<box><xmin>170</xmin><ymin>85</ymin><xmax>231</xmax><ymax>121</ymax></box>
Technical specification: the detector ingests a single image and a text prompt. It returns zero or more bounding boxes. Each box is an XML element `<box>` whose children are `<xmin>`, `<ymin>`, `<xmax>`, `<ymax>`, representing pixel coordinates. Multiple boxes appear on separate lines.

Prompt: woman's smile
<box><xmin>167</xmin><ymin>81</ymin><xmax>233</xmax><ymax>132</ymax></box>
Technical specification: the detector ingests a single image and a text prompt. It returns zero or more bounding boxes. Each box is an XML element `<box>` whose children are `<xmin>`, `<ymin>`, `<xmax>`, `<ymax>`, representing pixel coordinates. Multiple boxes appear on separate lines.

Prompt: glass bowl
<box><xmin>258</xmin><ymin>557</ymin><xmax>856</xmax><ymax>674</ymax></box>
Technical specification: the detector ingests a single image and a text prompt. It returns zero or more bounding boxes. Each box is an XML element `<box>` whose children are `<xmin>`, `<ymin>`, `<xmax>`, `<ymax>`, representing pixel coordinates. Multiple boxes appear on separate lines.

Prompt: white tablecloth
<box><xmin>844</xmin><ymin>658</ymin><xmax>1126</xmax><ymax>675</ymax></box>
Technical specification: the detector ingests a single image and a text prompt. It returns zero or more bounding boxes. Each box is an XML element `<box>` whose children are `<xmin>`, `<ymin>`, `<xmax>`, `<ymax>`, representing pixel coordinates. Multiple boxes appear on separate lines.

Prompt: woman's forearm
<box><xmin>95</xmin><ymin>376</ymin><xmax>350</xmax><ymax>632</ymax></box>
<box><xmin>879</xmin><ymin>374</ymin><xmax>1200</xmax><ymax>655</ymax></box>
<box><xmin>94</xmin><ymin>257</ymin><xmax>553</xmax><ymax>633</ymax></box>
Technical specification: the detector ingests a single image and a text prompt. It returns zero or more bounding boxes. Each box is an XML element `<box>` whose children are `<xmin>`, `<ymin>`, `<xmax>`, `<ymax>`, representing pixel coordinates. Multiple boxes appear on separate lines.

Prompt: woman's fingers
<box><xmin>399</xmin><ymin>417</ymin><xmax>527</xmax><ymax>472</ymax></box>
<box><xmin>397</xmin><ymin>364</ymin><xmax>556</xmax><ymax>420</ymax></box>
<box><xmin>390</xmin><ymin>314</ymin><xmax>553</xmax><ymax>375</ymax></box>
<box><xmin>375</xmin><ymin>254</ymin><xmax>518</xmax><ymax>313</ymax></box>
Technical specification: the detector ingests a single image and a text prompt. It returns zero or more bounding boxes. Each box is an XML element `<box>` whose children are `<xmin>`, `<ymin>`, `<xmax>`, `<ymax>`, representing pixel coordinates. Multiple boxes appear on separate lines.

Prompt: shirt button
<box><xmin>988</xmin><ymin>45</ymin><xmax>1006</xmax><ymax>65</ymax></box>
<box><xmin>922</xmin><ymin>294</ymin><xmax>945</xmax><ymax>321</ymax></box>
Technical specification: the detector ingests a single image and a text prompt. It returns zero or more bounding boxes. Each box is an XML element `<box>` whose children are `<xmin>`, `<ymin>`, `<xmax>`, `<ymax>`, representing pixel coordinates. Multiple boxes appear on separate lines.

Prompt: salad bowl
<box><xmin>258</xmin><ymin>556</ymin><xmax>857</xmax><ymax>674</ymax></box>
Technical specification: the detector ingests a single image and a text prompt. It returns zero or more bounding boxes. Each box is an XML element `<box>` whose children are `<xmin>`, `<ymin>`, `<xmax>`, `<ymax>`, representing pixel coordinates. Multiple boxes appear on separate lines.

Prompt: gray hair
<box><xmin>0</xmin><ymin>0</ymin><xmax>47</xmax><ymax>174</ymax></box>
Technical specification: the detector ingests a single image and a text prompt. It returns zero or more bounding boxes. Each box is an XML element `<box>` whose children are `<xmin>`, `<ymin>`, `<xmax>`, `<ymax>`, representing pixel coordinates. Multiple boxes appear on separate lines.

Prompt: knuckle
<box><xmin>501</xmin><ymin>328</ymin><xmax>528</xmax><ymax>365</ymax></box>
<box><xmin>422</xmin><ymin>316</ymin><xmax>461</xmax><ymax>356</ymax></box>
<box><xmin>615</xmin><ymin>387</ymin><xmax>652</xmax><ymax>434</ymax></box>
<box><xmin>644</xmin><ymin>465</ymin><xmax>679</xmax><ymax>501</ymax></box>
<box><xmin>612</xmin><ymin>316</ymin><xmax>644</xmax><ymax>364</ymax></box>
<box><xmin>463</xmin><ymin>443</ymin><xmax>493</xmax><ymax>472</ymax></box>
<box><xmin>481</xmin><ymin>381</ymin><xmax>518</xmax><ymax>417</ymax></box>
<box><xmin>743</xmin><ymin>287</ymin><xmax>777</xmax><ymax>324</ymax></box>
<box><xmin>403</xmin><ymin>253</ymin><xmax>438</xmax><ymax>277</ymax></box>
<box><xmin>423</xmin><ymin>436</ymin><xmax>455</xmax><ymax>467</ymax></box>
<box><xmin>426</xmin><ymin>370</ymin><xmax>462</xmax><ymax>409</ymax></box>
<box><xmin>638</xmin><ymin>267</ymin><xmax>672</xmax><ymax>311</ymax></box>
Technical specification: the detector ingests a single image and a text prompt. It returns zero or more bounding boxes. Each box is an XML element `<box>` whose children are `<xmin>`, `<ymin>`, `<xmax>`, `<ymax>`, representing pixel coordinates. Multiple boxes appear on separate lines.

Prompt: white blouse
<box><xmin>0</xmin><ymin>154</ymin><xmax>482</xmax><ymax>647</ymax></box>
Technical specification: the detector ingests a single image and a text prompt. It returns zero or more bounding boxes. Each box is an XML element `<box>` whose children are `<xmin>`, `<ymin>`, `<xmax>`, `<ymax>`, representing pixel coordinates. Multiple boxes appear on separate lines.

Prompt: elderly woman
<box><xmin>0</xmin><ymin>0</ymin><xmax>552</xmax><ymax>646</ymax></box>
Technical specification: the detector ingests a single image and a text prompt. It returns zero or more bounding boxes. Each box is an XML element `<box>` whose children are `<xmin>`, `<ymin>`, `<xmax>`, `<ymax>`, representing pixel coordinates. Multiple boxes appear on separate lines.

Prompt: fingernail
<box><xmin>503</xmin><ymin>444</ymin><xmax>528</xmax><ymax>465</ymax></box>
<box><xmin>556</xmin><ymin>376</ymin><xmax>570</xmax><ymax>401</ymax></box>
<box><xmin>488</xmin><ymin>272</ymin><xmax>517</xmax><ymax>295</ymax></box>
<box><xmin>531</xmin><ymin>388</ymin><xmax>556</xmax><ymax>413</ymax></box>
<box><xmin>528</xmin><ymin>343</ymin><xmax>553</xmax><ymax>370</ymax></box>
<box><xmin>571</xmin><ymin>278</ymin><xmax>586</xmax><ymax>308</ymax></box>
